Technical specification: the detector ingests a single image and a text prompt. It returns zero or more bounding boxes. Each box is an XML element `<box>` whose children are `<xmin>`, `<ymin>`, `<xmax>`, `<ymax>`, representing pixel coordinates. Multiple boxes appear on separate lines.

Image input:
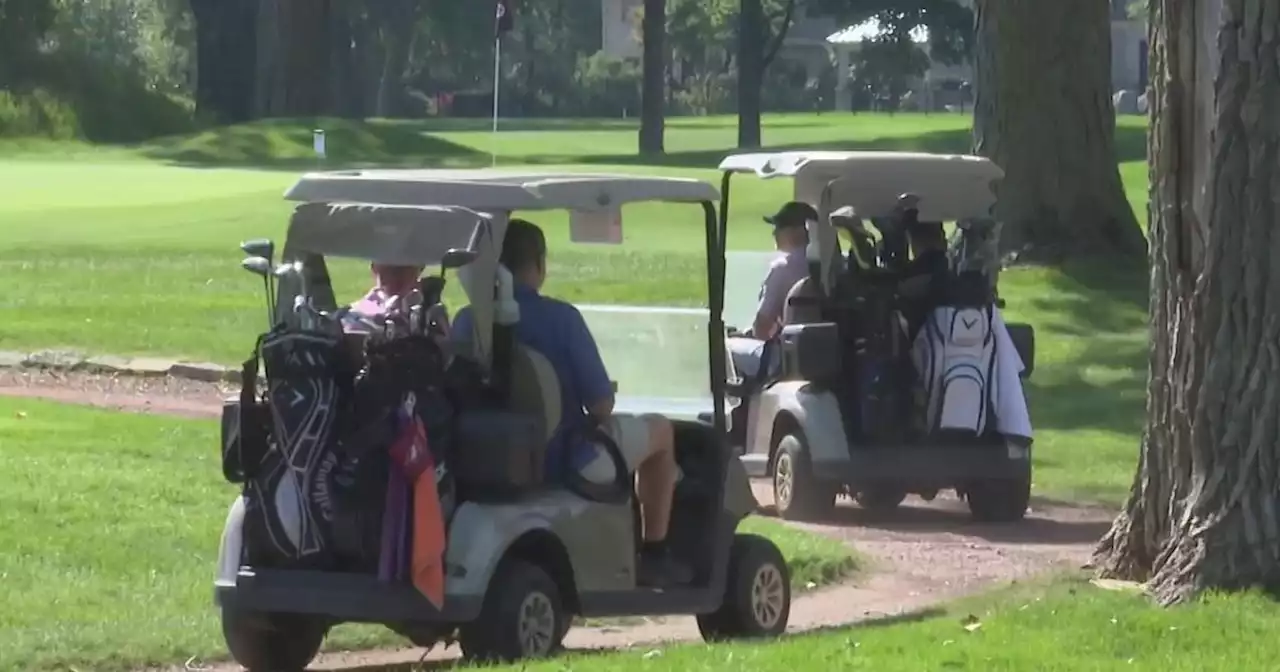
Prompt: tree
<box><xmin>736</xmin><ymin>0</ymin><xmax>796</xmax><ymax>148</ymax></box>
<box><xmin>639</xmin><ymin>0</ymin><xmax>666</xmax><ymax>154</ymax></box>
<box><xmin>0</xmin><ymin>0</ymin><xmax>57</xmax><ymax>80</ymax></box>
<box><xmin>971</xmin><ymin>0</ymin><xmax>1145</xmax><ymax>261</ymax></box>
<box><xmin>189</xmin><ymin>0</ymin><xmax>257</xmax><ymax>122</ymax></box>
<box><xmin>1094</xmin><ymin>0</ymin><xmax>1280</xmax><ymax>604</ymax></box>
<box><xmin>254</xmin><ymin>0</ymin><xmax>335</xmax><ymax>118</ymax></box>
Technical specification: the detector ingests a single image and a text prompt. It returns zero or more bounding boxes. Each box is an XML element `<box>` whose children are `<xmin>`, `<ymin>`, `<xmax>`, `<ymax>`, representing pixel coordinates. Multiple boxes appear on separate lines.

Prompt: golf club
<box><xmin>240</xmin><ymin>256</ymin><xmax>274</xmax><ymax>329</ymax></box>
<box><xmin>240</xmin><ymin>239</ymin><xmax>277</xmax><ymax>323</ymax></box>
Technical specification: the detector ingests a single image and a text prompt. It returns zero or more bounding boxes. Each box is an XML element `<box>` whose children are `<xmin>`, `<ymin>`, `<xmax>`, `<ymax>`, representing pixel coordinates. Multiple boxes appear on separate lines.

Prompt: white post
<box><xmin>491</xmin><ymin>37</ymin><xmax>502</xmax><ymax>167</ymax></box>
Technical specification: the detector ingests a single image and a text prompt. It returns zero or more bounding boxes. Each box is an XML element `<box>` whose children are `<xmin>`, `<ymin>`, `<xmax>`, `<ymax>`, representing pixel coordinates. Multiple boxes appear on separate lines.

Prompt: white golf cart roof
<box><xmin>284</xmin><ymin>169</ymin><xmax>720</xmax><ymax>211</ymax></box>
<box><xmin>278</xmin><ymin>169</ymin><xmax>722</xmax><ymax>377</ymax></box>
<box><xmin>718</xmin><ymin>151</ymin><xmax>1002</xmax><ymax>222</ymax></box>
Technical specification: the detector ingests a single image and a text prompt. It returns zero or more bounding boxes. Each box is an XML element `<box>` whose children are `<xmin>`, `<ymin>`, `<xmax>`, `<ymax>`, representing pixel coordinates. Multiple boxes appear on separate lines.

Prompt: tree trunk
<box><xmin>255</xmin><ymin>0</ymin><xmax>334</xmax><ymax>117</ymax></box>
<box><xmin>1093</xmin><ymin>0</ymin><xmax>1280</xmax><ymax>604</ymax></box>
<box><xmin>971</xmin><ymin>0</ymin><xmax>1146</xmax><ymax>261</ymax></box>
<box><xmin>639</xmin><ymin>0</ymin><xmax>666</xmax><ymax>154</ymax></box>
<box><xmin>190</xmin><ymin>0</ymin><xmax>257</xmax><ymax>123</ymax></box>
<box><xmin>736</xmin><ymin>0</ymin><xmax>763</xmax><ymax>149</ymax></box>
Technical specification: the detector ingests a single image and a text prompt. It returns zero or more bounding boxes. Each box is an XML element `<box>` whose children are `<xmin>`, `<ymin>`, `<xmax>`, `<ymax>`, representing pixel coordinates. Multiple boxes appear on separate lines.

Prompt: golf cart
<box><xmin>215</xmin><ymin>170</ymin><xmax>790</xmax><ymax>670</ymax></box>
<box><xmin>711</xmin><ymin>151</ymin><xmax>1036</xmax><ymax>522</ymax></box>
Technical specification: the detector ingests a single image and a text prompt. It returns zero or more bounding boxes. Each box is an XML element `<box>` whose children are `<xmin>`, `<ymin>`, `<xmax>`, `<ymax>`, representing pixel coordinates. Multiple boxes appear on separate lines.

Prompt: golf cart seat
<box><xmin>510</xmin><ymin>344</ymin><xmax>561</xmax><ymax>446</ymax></box>
<box><xmin>782</xmin><ymin>277</ymin><xmax>822</xmax><ymax>325</ymax></box>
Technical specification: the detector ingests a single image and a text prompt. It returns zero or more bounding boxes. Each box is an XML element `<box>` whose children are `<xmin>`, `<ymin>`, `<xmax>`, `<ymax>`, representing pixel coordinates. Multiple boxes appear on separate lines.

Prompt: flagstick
<box><xmin>491</xmin><ymin>36</ymin><xmax>502</xmax><ymax>167</ymax></box>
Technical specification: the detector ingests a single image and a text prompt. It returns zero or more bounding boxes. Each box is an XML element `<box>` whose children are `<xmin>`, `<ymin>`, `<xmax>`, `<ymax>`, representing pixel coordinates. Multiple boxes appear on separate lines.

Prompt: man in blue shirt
<box><xmin>453</xmin><ymin>219</ymin><xmax>691</xmax><ymax>587</ymax></box>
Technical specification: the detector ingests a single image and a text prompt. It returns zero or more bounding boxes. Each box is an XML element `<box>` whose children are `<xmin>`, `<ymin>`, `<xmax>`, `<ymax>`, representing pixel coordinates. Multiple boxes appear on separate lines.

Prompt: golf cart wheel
<box><xmin>966</xmin><ymin>476</ymin><xmax>1032</xmax><ymax>522</ymax></box>
<box><xmin>221</xmin><ymin>607</ymin><xmax>326</xmax><ymax>672</ymax></box>
<box><xmin>459</xmin><ymin>559</ymin><xmax>565</xmax><ymax>663</ymax></box>
<box><xmin>772</xmin><ymin>432</ymin><xmax>837</xmax><ymax>521</ymax></box>
<box><xmin>697</xmin><ymin>534</ymin><xmax>791</xmax><ymax>642</ymax></box>
<box><xmin>854</xmin><ymin>486</ymin><xmax>908</xmax><ymax>512</ymax></box>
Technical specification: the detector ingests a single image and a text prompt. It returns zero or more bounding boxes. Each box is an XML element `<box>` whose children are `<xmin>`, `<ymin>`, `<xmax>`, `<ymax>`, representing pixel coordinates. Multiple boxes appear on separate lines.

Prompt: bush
<box><xmin>0</xmin><ymin>88</ymin><xmax>80</xmax><ymax>139</ymax></box>
<box><xmin>571</xmin><ymin>52</ymin><xmax>641</xmax><ymax>118</ymax></box>
<box><xmin>0</xmin><ymin>49</ymin><xmax>194</xmax><ymax>142</ymax></box>
<box><xmin>669</xmin><ymin>72</ymin><xmax>734</xmax><ymax>116</ymax></box>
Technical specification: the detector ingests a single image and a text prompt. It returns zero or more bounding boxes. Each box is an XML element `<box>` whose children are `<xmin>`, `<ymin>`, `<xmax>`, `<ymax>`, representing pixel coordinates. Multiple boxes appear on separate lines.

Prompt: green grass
<box><xmin>0</xmin><ymin>112</ymin><xmax>1150</xmax><ymax>504</ymax></box>
<box><xmin>506</xmin><ymin>577</ymin><xmax>1280</xmax><ymax>671</ymax></box>
<box><xmin>0</xmin><ymin>397</ymin><xmax>856</xmax><ymax>672</ymax></box>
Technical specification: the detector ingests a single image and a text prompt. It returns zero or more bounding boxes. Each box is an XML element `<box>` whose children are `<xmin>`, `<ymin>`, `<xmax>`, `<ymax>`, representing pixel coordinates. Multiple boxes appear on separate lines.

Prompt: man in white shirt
<box><xmin>726</xmin><ymin>201</ymin><xmax>816</xmax><ymax>380</ymax></box>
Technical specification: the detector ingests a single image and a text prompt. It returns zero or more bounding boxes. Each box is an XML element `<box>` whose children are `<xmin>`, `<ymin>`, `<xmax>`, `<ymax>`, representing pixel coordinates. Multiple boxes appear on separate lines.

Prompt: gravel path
<box><xmin>0</xmin><ymin>371</ymin><xmax>1113</xmax><ymax>671</ymax></box>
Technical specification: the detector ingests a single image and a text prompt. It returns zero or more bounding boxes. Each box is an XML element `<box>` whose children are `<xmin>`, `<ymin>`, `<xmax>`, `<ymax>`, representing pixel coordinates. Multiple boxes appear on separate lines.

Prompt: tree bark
<box><xmin>255</xmin><ymin>0</ymin><xmax>334</xmax><ymax>117</ymax></box>
<box><xmin>190</xmin><ymin>0</ymin><xmax>257</xmax><ymax>123</ymax></box>
<box><xmin>736</xmin><ymin>0</ymin><xmax>763</xmax><ymax>148</ymax></box>
<box><xmin>639</xmin><ymin>0</ymin><xmax>666</xmax><ymax>154</ymax></box>
<box><xmin>1094</xmin><ymin>0</ymin><xmax>1280</xmax><ymax>604</ymax></box>
<box><xmin>971</xmin><ymin>0</ymin><xmax>1146</xmax><ymax>261</ymax></box>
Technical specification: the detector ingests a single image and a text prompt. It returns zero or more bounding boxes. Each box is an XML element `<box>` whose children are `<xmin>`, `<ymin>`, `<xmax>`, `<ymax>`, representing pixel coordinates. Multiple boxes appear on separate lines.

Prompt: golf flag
<box><xmin>495</xmin><ymin>0</ymin><xmax>513</xmax><ymax>37</ymax></box>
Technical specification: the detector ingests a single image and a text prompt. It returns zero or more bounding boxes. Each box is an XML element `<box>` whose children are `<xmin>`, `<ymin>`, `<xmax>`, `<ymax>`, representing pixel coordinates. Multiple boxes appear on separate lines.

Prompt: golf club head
<box><xmin>241</xmin><ymin>256</ymin><xmax>272</xmax><ymax>277</ymax></box>
<box><xmin>441</xmin><ymin>248</ymin><xmax>479</xmax><ymax>271</ymax></box>
<box><xmin>240</xmin><ymin>238</ymin><xmax>276</xmax><ymax>261</ymax></box>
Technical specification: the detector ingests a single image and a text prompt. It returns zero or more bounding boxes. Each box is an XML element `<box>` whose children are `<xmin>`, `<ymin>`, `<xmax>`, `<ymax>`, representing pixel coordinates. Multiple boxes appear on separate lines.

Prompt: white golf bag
<box><xmin>913</xmin><ymin>304</ymin><xmax>997</xmax><ymax>438</ymax></box>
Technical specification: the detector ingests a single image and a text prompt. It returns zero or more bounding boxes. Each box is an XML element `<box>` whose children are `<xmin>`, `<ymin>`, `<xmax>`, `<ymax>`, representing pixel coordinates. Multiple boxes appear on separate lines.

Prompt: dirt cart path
<box><xmin>0</xmin><ymin>372</ymin><xmax>1114</xmax><ymax>671</ymax></box>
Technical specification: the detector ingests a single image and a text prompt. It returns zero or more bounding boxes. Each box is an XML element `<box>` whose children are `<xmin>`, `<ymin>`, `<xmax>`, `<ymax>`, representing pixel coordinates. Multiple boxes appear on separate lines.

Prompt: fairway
<box><xmin>0</xmin><ymin>396</ymin><xmax>856</xmax><ymax>671</ymax></box>
<box><xmin>0</xmin><ymin>113</ymin><xmax>1150</xmax><ymax>503</ymax></box>
<box><xmin>0</xmin><ymin>112</ymin><xmax>1155</xmax><ymax>671</ymax></box>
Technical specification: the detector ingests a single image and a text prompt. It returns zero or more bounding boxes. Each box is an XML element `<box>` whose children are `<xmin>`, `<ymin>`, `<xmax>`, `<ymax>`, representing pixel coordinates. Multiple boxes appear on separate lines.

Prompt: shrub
<box><xmin>571</xmin><ymin>52</ymin><xmax>642</xmax><ymax>118</ymax></box>
<box><xmin>0</xmin><ymin>88</ymin><xmax>81</xmax><ymax>139</ymax></box>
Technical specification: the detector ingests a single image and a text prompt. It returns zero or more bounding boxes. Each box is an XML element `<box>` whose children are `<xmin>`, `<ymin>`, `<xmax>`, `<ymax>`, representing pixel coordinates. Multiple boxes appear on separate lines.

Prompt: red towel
<box><xmin>389</xmin><ymin>395</ymin><xmax>446</xmax><ymax>609</ymax></box>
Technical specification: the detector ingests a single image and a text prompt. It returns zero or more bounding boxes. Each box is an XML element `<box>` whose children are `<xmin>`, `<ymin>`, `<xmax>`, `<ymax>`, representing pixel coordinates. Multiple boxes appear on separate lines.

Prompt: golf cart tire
<box><xmin>772</xmin><ymin>431</ymin><xmax>837</xmax><ymax>521</ymax></box>
<box><xmin>854</xmin><ymin>486</ymin><xmax>908</xmax><ymax>512</ymax></box>
<box><xmin>459</xmin><ymin>559</ymin><xmax>565</xmax><ymax>663</ymax></box>
<box><xmin>697</xmin><ymin>533</ymin><xmax>791</xmax><ymax>642</ymax></box>
<box><xmin>966</xmin><ymin>476</ymin><xmax>1032</xmax><ymax>522</ymax></box>
<box><xmin>221</xmin><ymin>607</ymin><xmax>325</xmax><ymax>672</ymax></box>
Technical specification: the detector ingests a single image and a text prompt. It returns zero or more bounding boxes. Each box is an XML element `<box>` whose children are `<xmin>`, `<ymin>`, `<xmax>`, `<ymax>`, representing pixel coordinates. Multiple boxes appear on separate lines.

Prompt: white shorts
<box><xmin>579</xmin><ymin>414</ymin><xmax>652</xmax><ymax>484</ymax></box>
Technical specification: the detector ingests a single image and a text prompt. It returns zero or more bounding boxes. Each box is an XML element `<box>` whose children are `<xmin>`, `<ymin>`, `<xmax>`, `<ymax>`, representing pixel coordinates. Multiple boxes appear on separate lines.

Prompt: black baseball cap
<box><xmin>763</xmin><ymin>201</ymin><xmax>818</xmax><ymax>229</ymax></box>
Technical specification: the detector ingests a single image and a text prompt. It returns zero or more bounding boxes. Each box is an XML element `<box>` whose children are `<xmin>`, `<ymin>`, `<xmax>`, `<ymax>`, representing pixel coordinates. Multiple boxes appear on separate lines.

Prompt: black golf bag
<box><xmin>237</xmin><ymin>328</ymin><xmax>356</xmax><ymax>569</ymax></box>
<box><xmin>324</xmin><ymin>333</ymin><xmax>458</xmax><ymax>573</ymax></box>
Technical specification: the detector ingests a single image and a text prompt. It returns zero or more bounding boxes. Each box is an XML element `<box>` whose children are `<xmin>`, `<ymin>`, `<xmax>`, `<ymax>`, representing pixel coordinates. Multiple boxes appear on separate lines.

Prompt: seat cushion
<box><xmin>509</xmin><ymin>344</ymin><xmax>562</xmax><ymax>444</ymax></box>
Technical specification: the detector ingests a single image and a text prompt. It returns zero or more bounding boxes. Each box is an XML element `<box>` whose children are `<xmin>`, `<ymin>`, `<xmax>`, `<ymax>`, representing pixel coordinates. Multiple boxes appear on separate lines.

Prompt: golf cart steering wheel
<box><xmin>563</xmin><ymin>420</ymin><xmax>631</xmax><ymax>505</ymax></box>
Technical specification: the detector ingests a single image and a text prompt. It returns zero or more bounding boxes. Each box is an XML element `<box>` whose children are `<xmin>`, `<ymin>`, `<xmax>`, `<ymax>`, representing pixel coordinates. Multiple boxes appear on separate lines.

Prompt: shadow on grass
<box><xmin>757</xmin><ymin>502</ymin><xmax>1110</xmax><ymax>545</ymax></box>
<box><xmin>1025</xmin><ymin>261</ymin><xmax>1149</xmax><ymax>436</ymax></box>
<box><xmin>136</xmin><ymin>118</ymin><xmax>1148</xmax><ymax>172</ymax></box>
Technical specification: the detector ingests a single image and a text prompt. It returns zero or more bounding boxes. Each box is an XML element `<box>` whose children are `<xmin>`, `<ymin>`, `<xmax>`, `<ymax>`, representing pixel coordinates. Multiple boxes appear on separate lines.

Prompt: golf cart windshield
<box><xmin>279</xmin><ymin>169</ymin><xmax>728</xmax><ymax>423</ymax></box>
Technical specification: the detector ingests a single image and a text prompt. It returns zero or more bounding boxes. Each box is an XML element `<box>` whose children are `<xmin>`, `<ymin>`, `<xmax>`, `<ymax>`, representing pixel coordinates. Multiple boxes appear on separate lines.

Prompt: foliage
<box><xmin>0</xmin><ymin>88</ymin><xmax>78</xmax><ymax>138</ymax></box>
<box><xmin>813</xmin><ymin>0</ymin><xmax>975</xmax><ymax>64</ymax></box>
<box><xmin>848</xmin><ymin>34</ymin><xmax>930</xmax><ymax>108</ymax></box>
<box><xmin>0</xmin><ymin>0</ymin><xmax>57</xmax><ymax>68</ymax></box>
<box><xmin>572</xmin><ymin>52</ymin><xmax>642</xmax><ymax>117</ymax></box>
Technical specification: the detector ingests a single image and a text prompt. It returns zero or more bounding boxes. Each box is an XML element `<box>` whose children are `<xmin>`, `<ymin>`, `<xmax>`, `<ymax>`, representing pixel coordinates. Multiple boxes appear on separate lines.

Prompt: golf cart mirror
<box><xmin>896</xmin><ymin>193</ymin><xmax>921</xmax><ymax>212</ymax></box>
<box><xmin>441</xmin><ymin>248</ymin><xmax>478</xmax><ymax>270</ymax></box>
<box><xmin>240</xmin><ymin>238</ymin><xmax>275</xmax><ymax>259</ymax></box>
<box><xmin>241</xmin><ymin>256</ymin><xmax>271</xmax><ymax>275</ymax></box>
<box><xmin>569</xmin><ymin>207</ymin><xmax>623</xmax><ymax>245</ymax></box>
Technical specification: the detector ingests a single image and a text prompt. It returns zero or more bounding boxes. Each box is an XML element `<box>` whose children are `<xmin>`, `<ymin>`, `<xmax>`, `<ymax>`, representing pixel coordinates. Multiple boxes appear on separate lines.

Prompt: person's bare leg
<box><xmin>632</xmin><ymin>414</ymin><xmax>693</xmax><ymax>586</ymax></box>
<box><xmin>635</xmin><ymin>414</ymin><xmax>677</xmax><ymax>542</ymax></box>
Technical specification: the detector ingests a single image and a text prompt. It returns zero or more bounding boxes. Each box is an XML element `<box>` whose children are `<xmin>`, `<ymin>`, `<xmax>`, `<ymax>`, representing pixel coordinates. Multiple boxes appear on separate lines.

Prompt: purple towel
<box><xmin>378</xmin><ymin>469</ymin><xmax>409</xmax><ymax>581</ymax></box>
